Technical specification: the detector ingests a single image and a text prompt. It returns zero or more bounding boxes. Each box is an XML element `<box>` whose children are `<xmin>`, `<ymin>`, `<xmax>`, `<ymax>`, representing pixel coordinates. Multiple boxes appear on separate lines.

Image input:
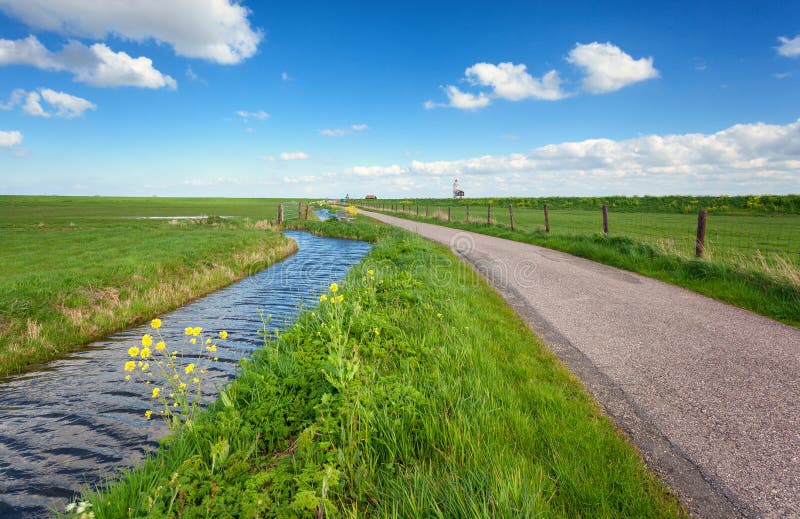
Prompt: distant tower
<box><xmin>453</xmin><ymin>178</ymin><xmax>464</xmax><ymax>198</ymax></box>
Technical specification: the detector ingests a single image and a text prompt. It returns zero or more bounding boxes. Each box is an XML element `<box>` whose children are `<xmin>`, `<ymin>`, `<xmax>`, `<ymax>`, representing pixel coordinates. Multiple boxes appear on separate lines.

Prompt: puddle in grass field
<box><xmin>0</xmin><ymin>231</ymin><xmax>371</xmax><ymax>518</ymax></box>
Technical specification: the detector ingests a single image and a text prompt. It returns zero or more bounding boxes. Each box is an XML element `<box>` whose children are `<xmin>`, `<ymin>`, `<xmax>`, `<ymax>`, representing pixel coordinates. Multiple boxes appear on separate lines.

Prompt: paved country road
<box><xmin>362</xmin><ymin>210</ymin><xmax>800</xmax><ymax>519</ymax></box>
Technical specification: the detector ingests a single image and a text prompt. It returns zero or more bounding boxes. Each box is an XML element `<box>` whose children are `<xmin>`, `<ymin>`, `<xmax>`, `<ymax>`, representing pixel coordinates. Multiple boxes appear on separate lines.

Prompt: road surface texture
<box><xmin>363</xmin><ymin>210</ymin><xmax>799</xmax><ymax>519</ymax></box>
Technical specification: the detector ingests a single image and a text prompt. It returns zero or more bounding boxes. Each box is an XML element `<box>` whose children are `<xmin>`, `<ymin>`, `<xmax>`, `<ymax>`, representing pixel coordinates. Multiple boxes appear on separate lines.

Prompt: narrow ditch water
<box><xmin>0</xmin><ymin>231</ymin><xmax>371</xmax><ymax>518</ymax></box>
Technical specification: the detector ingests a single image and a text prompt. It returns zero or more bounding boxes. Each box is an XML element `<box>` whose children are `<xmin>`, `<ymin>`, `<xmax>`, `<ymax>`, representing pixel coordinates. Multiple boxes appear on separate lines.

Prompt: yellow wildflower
<box><xmin>367</xmin><ymin>269</ymin><xmax>374</xmax><ymax>276</ymax></box>
<box><xmin>140</xmin><ymin>347</ymin><xmax>151</xmax><ymax>359</ymax></box>
<box><xmin>144</xmin><ymin>410</ymin><xmax>152</xmax><ymax>420</ymax></box>
<box><xmin>192</xmin><ymin>377</ymin><xmax>200</xmax><ymax>384</ymax></box>
<box><xmin>124</xmin><ymin>360</ymin><xmax>135</xmax><ymax>371</ymax></box>
<box><xmin>142</xmin><ymin>362</ymin><xmax>149</xmax><ymax>371</ymax></box>
<box><xmin>137</xmin><ymin>361</ymin><xmax>143</xmax><ymax>367</ymax></box>
<box><xmin>190</xmin><ymin>338</ymin><xmax>197</xmax><ymax>344</ymax></box>
<box><xmin>320</xmin><ymin>294</ymin><xmax>328</xmax><ymax>302</ymax></box>
<box><xmin>205</xmin><ymin>338</ymin><xmax>211</xmax><ymax>344</ymax></box>
<box><xmin>151</xmin><ymin>387</ymin><xmax>160</xmax><ymax>398</ymax></box>
<box><xmin>128</xmin><ymin>346</ymin><xmax>140</xmax><ymax>357</ymax></box>
<box><xmin>206</xmin><ymin>344</ymin><xmax>217</xmax><ymax>352</ymax></box>
<box><xmin>185</xmin><ymin>363</ymin><xmax>196</xmax><ymax>374</ymax></box>
<box><xmin>192</xmin><ymin>327</ymin><xmax>202</xmax><ymax>336</ymax></box>
<box><xmin>124</xmin><ymin>374</ymin><xmax>131</xmax><ymax>381</ymax></box>
<box><xmin>336</xmin><ymin>295</ymin><xmax>344</xmax><ymax>303</ymax></box>
<box><xmin>151</xmin><ymin>318</ymin><xmax>162</xmax><ymax>329</ymax></box>
<box><xmin>156</xmin><ymin>341</ymin><xmax>166</xmax><ymax>351</ymax></box>
<box><xmin>213</xmin><ymin>357</ymin><xmax>218</xmax><ymax>361</ymax></box>
<box><xmin>219</xmin><ymin>330</ymin><xmax>228</xmax><ymax>340</ymax></box>
<box><xmin>173</xmin><ymin>402</ymin><xmax>179</xmax><ymax>408</ymax></box>
<box><xmin>142</xmin><ymin>334</ymin><xmax>153</xmax><ymax>347</ymax></box>
<box><xmin>329</xmin><ymin>282</ymin><xmax>339</xmax><ymax>293</ymax></box>
<box><xmin>184</xmin><ymin>327</ymin><xmax>193</xmax><ymax>335</ymax></box>
<box><xmin>179</xmin><ymin>382</ymin><xmax>187</xmax><ymax>390</ymax></box>
<box><xmin>436</xmin><ymin>313</ymin><xmax>443</xmax><ymax>319</ymax></box>
<box><xmin>374</xmin><ymin>328</ymin><xmax>380</xmax><ymax>336</ymax></box>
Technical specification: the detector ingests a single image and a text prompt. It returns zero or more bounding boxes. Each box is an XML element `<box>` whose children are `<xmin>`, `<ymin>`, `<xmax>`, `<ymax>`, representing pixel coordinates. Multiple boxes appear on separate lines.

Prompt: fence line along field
<box><xmin>359</xmin><ymin>196</ymin><xmax>800</xmax><ymax>265</ymax></box>
<box><xmin>0</xmin><ymin>196</ymin><xmax>309</xmax><ymax>376</ymax></box>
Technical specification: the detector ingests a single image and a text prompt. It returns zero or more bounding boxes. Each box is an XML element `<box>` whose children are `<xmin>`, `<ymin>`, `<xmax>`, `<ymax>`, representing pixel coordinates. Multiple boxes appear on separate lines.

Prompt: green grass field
<box><xmin>80</xmin><ymin>218</ymin><xmax>686</xmax><ymax>518</ymax></box>
<box><xmin>0</xmin><ymin>196</ymin><xmax>303</xmax><ymax>376</ymax></box>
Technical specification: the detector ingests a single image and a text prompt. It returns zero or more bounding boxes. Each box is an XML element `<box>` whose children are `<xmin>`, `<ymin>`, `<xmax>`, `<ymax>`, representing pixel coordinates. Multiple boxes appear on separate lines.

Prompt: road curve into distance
<box><xmin>362</xmin><ymin>210</ymin><xmax>799</xmax><ymax>519</ymax></box>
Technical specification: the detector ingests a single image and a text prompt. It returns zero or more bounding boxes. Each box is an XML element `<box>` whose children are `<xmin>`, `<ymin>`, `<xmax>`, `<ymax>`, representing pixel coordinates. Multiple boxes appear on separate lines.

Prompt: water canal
<box><xmin>0</xmin><ymin>231</ymin><xmax>371</xmax><ymax>518</ymax></box>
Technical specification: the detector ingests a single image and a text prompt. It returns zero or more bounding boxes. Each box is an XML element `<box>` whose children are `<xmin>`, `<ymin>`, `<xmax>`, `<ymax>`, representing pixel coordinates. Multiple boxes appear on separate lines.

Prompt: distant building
<box><xmin>365</xmin><ymin>194</ymin><xmax>378</xmax><ymax>199</ymax></box>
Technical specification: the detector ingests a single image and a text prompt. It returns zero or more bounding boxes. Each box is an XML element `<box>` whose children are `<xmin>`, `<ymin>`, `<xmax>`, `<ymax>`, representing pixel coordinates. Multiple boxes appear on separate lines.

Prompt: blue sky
<box><xmin>1</xmin><ymin>1</ymin><xmax>798</xmax><ymax>198</ymax></box>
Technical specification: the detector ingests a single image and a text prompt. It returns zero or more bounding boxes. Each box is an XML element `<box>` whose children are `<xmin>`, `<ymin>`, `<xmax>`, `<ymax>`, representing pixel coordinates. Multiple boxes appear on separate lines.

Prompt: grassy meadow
<box><xmin>0</xmin><ymin>196</ymin><xmax>303</xmax><ymax>376</ymax></box>
<box><xmin>80</xmin><ymin>218</ymin><xmax>686</xmax><ymax>518</ymax></box>
<box><xmin>357</xmin><ymin>197</ymin><xmax>800</xmax><ymax>327</ymax></box>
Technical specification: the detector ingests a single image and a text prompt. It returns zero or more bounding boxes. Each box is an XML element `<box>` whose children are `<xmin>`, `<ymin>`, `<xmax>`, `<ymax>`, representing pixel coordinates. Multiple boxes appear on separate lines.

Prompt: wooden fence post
<box><xmin>509</xmin><ymin>204</ymin><xmax>515</xmax><ymax>231</ymax></box>
<box><xmin>426</xmin><ymin>206</ymin><xmax>429</xmax><ymax>218</ymax></box>
<box><xmin>466</xmin><ymin>205</ymin><xmax>470</xmax><ymax>222</ymax></box>
<box><xmin>487</xmin><ymin>204</ymin><xmax>492</xmax><ymax>225</ymax></box>
<box><xmin>416</xmin><ymin>205</ymin><xmax>419</xmax><ymax>216</ymax></box>
<box><xmin>695</xmin><ymin>209</ymin><xmax>707</xmax><ymax>258</ymax></box>
<box><xmin>448</xmin><ymin>207</ymin><xmax>451</xmax><ymax>222</ymax></box>
<box><xmin>277</xmin><ymin>203</ymin><xmax>283</xmax><ymax>224</ymax></box>
<box><xmin>544</xmin><ymin>204</ymin><xmax>550</xmax><ymax>233</ymax></box>
<box><xmin>602</xmin><ymin>205</ymin><xmax>609</xmax><ymax>235</ymax></box>
<box><xmin>297</xmin><ymin>201</ymin><xmax>302</xmax><ymax>215</ymax></box>
<box><xmin>304</xmin><ymin>204</ymin><xmax>309</xmax><ymax>220</ymax></box>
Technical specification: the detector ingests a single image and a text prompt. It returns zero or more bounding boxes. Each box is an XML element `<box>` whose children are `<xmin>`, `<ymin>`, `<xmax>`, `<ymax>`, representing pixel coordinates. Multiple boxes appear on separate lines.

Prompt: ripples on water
<box><xmin>0</xmin><ymin>231</ymin><xmax>371</xmax><ymax>518</ymax></box>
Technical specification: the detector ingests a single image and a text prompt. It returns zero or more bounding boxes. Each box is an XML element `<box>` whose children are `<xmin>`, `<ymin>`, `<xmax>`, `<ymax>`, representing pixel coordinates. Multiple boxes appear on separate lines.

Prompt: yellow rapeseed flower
<box><xmin>205</xmin><ymin>338</ymin><xmax>211</xmax><ymax>344</ymax></box>
<box><xmin>192</xmin><ymin>327</ymin><xmax>202</xmax><ymax>336</ymax></box>
<box><xmin>144</xmin><ymin>410</ymin><xmax>152</xmax><ymax>420</ymax></box>
<box><xmin>142</xmin><ymin>334</ymin><xmax>153</xmax><ymax>347</ymax></box>
<box><xmin>192</xmin><ymin>377</ymin><xmax>200</xmax><ymax>384</ymax></box>
<box><xmin>329</xmin><ymin>282</ymin><xmax>338</xmax><ymax>293</ymax></box>
<box><xmin>140</xmin><ymin>347</ymin><xmax>151</xmax><ymax>359</ymax></box>
<box><xmin>184</xmin><ymin>327</ymin><xmax>193</xmax><ymax>335</ymax></box>
<box><xmin>219</xmin><ymin>330</ymin><xmax>228</xmax><ymax>340</ymax></box>
<box><xmin>185</xmin><ymin>363</ymin><xmax>196</xmax><ymax>374</ymax></box>
<box><xmin>124</xmin><ymin>361</ymin><xmax>135</xmax><ymax>372</ymax></box>
<box><xmin>151</xmin><ymin>387</ymin><xmax>160</xmax><ymax>398</ymax></box>
<box><xmin>124</xmin><ymin>374</ymin><xmax>131</xmax><ymax>381</ymax></box>
<box><xmin>151</xmin><ymin>318</ymin><xmax>162</xmax><ymax>329</ymax></box>
<box><xmin>320</xmin><ymin>294</ymin><xmax>328</xmax><ymax>302</ymax></box>
<box><xmin>367</xmin><ymin>269</ymin><xmax>374</xmax><ymax>276</ymax></box>
<box><xmin>190</xmin><ymin>338</ymin><xmax>197</xmax><ymax>344</ymax></box>
<box><xmin>142</xmin><ymin>362</ymin><xmax>149</xmax><ymax>371</ymax></box>
<box><xmin>179</xmin><ymin>382</ymin><xmax>187</xmax><ymax>390</ymax></box>
<box><xmin>128</xmin><ymin>346</ymin><xmax>140</xmax><ymax>357</ymax></box>
<box><xmin>206</xmin><ymin>344</ymin><xmax>217</xmax><ymax>352</ymax></box>
<box><xmin>156</xmin><ymin>341</ymin><xmax>166</xmax><ymax>351</ymax></box>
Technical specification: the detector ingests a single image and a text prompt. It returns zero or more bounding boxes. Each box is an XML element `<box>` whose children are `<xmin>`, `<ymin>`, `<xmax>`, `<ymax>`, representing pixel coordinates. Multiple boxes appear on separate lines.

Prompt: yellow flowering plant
<box><xmin>123</xmin><ymin>318</ymin><xmax>227</xmax><ymax>430</ymax></box>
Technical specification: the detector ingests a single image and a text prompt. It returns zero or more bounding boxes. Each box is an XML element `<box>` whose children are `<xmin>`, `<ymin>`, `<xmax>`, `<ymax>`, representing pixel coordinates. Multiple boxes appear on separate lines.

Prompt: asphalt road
<box><xmin>363</xmin><ymin>210</ymin><xmax>800</xmax><ymax>519</ymax></box>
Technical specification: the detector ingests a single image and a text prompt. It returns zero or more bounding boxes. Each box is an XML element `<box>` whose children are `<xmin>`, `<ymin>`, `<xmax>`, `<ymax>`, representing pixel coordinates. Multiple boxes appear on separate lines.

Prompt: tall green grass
<box><xmin>79</xmin><ymin>221</ymin><xmax>685</xmax><ymax>518</ymax></box>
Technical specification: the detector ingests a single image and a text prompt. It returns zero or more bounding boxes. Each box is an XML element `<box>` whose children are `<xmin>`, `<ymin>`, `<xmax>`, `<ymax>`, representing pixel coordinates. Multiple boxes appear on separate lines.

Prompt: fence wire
<box><xmin>358</xmin><ymin>200</ymin><xmax>800</xmax><ymax>267</ymax></box>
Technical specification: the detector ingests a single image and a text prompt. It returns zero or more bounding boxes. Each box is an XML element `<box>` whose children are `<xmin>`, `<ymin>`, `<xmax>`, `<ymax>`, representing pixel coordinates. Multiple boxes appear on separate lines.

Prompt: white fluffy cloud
<box><xmin>776</xmin><ymin>35</ymin><xmax>800</xmax><ymax>58</ymax></box>
<box><xmin>0</xmin><ymin>129</ymin><xmax>23</xmax><ymax>148</ymax></box>
<box><xmin>0</xmin><ymin>36</ymin><xmax>176</xmax><ymax>88</ymax></box>
<box><xmin>236</xmin><ymin>110</ymin><xmax>269</xmax><ymax>121</ymax></box>
<box><xmin>428</xmin><ymin>42</ymin><xmax>656</xmax><ymax>109</ymax></box>
<box><xmin>279</xmin><ymin>151</ymin><xmax>309</xmax><ymax>160</ymax></box>
<box><xmin>567</xmin><ymin>42</ymin><xmax>659</xmax><ymax>94</ymax></box>
<box><xmin>5</xmin><ymin>87</ymin><xmax>94</xmax><ymax>118</ymax></box>
<box><xmin>0</xmin><ymin>0</ymin><xmax>262</xmax><ymax>64</ymax></box>
<box><xmin>327</xmin><ymin>119</ymin><xmax>800</xmax><ymax>195</ymax></box>
<box><xmin>465</xmin><ymin>62</ymin><xmax>567</xmax><ymax>101</ymax></box>
<box><xmin>319</xmin><ymin>124</ymin><xmax>368</xmax><ymax>137</ymax></box>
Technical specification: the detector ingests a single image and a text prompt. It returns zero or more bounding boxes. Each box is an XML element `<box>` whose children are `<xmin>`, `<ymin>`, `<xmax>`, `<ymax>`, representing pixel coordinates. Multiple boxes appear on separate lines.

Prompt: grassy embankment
<box><xmin>357</xmin><ymin>197</ymin><xmax>800</xmax><ymax>327</ymax></box>
<box><xmin>79</xmin><ymin>218</ymin><xmax>685</xmax><ymax>518</ymax></box>
<box><xmin>0</xmin><ymin>196</ymin><xmax>302</xmax><ymax>376</ymax></box>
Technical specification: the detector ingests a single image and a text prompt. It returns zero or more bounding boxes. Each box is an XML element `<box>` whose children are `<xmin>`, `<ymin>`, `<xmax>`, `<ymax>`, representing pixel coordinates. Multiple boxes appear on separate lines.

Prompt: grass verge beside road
<box><xmin>80</xmin><ymin>219</ymin><xmax>685</xmax><ymax>518</ymax></box>
<box><xmin>0</xmin><ymin>196</ymin><xmax>296</xmax><ymax>376</ymax></box>
<box><xmin>359</xmin><ymin>208</ymin><xmax>800</xmax><ymax>328</ymax></box>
